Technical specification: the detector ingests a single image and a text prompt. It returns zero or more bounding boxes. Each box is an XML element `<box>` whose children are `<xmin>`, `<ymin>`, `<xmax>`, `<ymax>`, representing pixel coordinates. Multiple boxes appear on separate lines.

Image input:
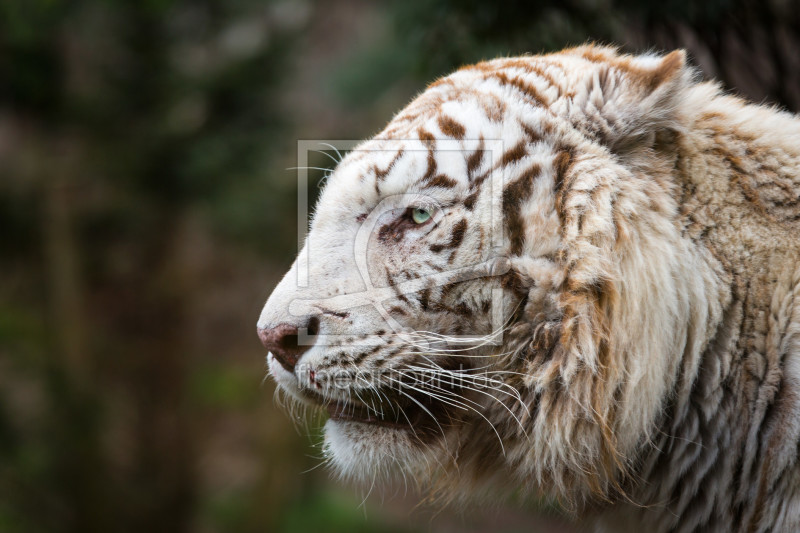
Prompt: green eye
<box><xmin>411</xmin><ymin>207</ymin><xmax>432</xmax><ymax>224</ymax></box>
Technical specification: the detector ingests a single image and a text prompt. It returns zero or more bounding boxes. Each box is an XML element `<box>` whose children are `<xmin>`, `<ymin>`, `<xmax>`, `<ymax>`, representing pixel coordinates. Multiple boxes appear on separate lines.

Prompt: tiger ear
<box><xmin>566</xmin><ymin>49</ymin><xmax>689</xmax><ymax>155</ymax></box>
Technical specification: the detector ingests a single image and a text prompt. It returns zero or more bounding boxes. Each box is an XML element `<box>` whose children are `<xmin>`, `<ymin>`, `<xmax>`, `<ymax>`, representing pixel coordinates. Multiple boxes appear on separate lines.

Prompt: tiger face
<box><xmin>258</xmin><ymin>46</ymin><xmax>714</xmax><ymax>504</ymax></box>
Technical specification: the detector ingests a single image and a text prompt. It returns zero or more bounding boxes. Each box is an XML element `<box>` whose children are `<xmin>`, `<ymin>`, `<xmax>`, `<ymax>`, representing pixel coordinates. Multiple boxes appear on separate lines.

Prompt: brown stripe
<box><xmin>576</xmin><ymin>47</ymin><xmax>614</xmax><ymax>64</ymax></box>
<box><xmin>418</xmin><ymin>288</ymin><xmax>430</xmax><ymax>311</ymax></box>
<box><xmin>501</xmin><ymin>140</ymin><xmax>527</xmax><ymax>167</ymax></box>
<box><xmin>430</xmin><ymin>218</ymin><xmax>468</xmax><ymax>252</ymax></box>
<box><xmin>418</xmin><ymin>128</ymin><xmax>437</xmax><ymax>182</ymax></box>
<box><xmin>552</xmin><ymin>150</ymin><xmax>573</xmax><ymax>192</ymax></box>
<box><xmin>467</xmin><ymin>137</ymin><xmax>486</xmax><ymax>180</ymax></box>
<box><xmin>424</xmin><ymin>174</ymin><xmax>458</xmax><ymax>189</ymax></box>
<box><xmin>463</xmin><ymin>190</ymin><xmax>479</xmax><ymax>210</ymax></box>
<box><xmin>386</xmin><ymin>268</ymin><xmax>411</xmax><ymax>305</ymax></box>
<box><xmin>501</xmin><ymin>269</ymin><xmax>529</xmax><ymax>298</ymax></box>
<box><xmin>423</xmin><ymin>260</ymin><xmax>445</xmax><ymax>272</ymax></box>
<box><xmin>519</xmin><ymin>120</ymin><xmax>542</xmax><ymax>144</ymax></box>
<box><xmin>448</xmin><ymin>219</ymin><xmax>467</xmax><ymax>248</ymax></box>
<box><xmin>439</xmin><ymin>280</ymin><xmax>462</xmax><ymax>300</ymax></box>
<box><xmin>389</xmin><ymin>281</ymin><xmax>410</xmax><ymax>304</ymax></box>
<box><xmin>503</xmin><ymin>163</ymin><xmax>542</xmax><ymax>256</ymax></box>
<box><xmin>552</xmin><ymin>149</ymin><xmax>575</xmax><ymax>226</ymax></box>
<box><xmin>487</xmin><ymin>71</ymin><xmax>548</xmax><ymax>107</ymax></box>
<box><xmin>525</xmin><ymin>64</ymin><xmax>563</xmax><ymax>95</ymax></box>
<box><xmin>454</xmin><ymin>302</ymin><xmax>472</xmax><ymax>316</ymax></box>
<box><xmin>437</xmin><ymin>114</ymin><xmax>466</xmax><ymax>139</ymax></box>
<box><xmin>387</xmin><ymin>305</ymin><xmax>408</xmax><ymax>316</ymax></box>
<box><xmin>427</xmin><ymin>77</ymin><xmax>453</xmax><ymax>89</ymax></box>
<box><xmin>374</xmin><ymin>149</ymin><xmax>405</xmax><ymax>182</ymax></box>
<box><xmin>479</xmin><ymin>93</ymin><xmax>506</xmax><ymax>121</ymax></box>
<box><xmin>352</xmin><ymin>344</ymin><xmax>382</xmax><ymax>365</ymax></box>
<box><xmin>497</xmin><ymin>58</ymin><xmax>564</xmax><ymax>94</ymax></box>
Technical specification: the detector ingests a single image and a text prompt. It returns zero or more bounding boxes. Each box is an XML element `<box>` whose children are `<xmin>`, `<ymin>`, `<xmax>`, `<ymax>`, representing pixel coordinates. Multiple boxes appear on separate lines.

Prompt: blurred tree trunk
<box><xmin>125</xmin><ymin>215</ymin><xmax>197</xmax><ymax>533</ymax></box>
<box><xmin>40</xmin><ymin>131</ymin><xmax>111</xmax><ymax>533</ymax></box>
<box><xmin>43</xmin><ymin>136</ymin><xmax>88</xmax><ymax>384</ymax></box>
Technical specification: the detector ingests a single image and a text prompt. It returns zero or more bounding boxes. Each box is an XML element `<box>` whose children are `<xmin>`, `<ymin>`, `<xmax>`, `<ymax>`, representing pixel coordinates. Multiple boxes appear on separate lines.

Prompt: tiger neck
<box><xmin>608</xmin><ymin>107</ymin><xmax>800</xmax><ymax>532</ymax></box>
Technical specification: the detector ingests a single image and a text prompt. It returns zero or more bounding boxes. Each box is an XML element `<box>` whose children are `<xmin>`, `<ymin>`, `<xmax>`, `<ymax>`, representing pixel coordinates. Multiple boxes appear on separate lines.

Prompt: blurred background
<box><xmin>1</xmin><ymin>1</ymin><xmax>798</xmax><ymax>532</ymax></box>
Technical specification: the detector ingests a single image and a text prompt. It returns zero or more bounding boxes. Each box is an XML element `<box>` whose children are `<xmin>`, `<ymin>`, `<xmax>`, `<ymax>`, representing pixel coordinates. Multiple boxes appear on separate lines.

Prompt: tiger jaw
<box><xmin>317</xmin><ymin>364</ymin><xmax>481</xmax><ymax>483</ymax></box>
<box><xmin>324</xmin><ymin>393</ymin><xmax>457</xmax><ymax>434</ymax></box>
<box><xmin>269</xmin><ymin>350</ymin><xmax>487</xmax><ymax>440</ymax></box>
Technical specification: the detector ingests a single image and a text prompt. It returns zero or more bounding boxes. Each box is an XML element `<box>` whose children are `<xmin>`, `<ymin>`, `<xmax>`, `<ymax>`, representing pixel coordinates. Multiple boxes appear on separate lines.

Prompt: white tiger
<box><xmin>257</xmin><ymin>45</ymin><xmax>800</xmax><ymax>532</ymax></box>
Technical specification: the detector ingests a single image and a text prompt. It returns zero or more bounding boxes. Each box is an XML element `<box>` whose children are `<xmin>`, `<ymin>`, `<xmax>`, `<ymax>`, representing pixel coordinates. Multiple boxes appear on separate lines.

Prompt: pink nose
<box><xmin>258</xmin><ymin>318</ymin><xmax>318</xmax><ymax>372</ymax></box>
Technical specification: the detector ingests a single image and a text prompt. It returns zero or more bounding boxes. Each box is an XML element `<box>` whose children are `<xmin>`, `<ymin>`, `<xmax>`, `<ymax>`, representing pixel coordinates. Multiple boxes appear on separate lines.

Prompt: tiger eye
<box><xmin>411</xmin><ymin>207</ymin><xmax>432</xmax><ymax>224</ymax></box>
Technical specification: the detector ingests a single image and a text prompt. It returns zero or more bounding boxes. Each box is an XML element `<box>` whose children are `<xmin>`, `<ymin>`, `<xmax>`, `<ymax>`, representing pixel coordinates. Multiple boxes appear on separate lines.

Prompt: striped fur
<box><xmin>258</xmin><ymin>46</ymin><xmax>800</xmax><ymax>532</ymax></box>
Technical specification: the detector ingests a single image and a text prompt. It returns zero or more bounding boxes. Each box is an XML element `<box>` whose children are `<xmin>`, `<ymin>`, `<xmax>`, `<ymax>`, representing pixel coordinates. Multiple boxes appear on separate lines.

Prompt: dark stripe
<box><xmin>503</xmin><ymin>163</ymin><xmax>541</xmax><ymax>256</ymax></box>
<box><xmin>437</xmin><ymin>114</ymin><xmax>466</xmax><ymax>139</ymax></box>
<box><xmin>386</xmin><ymin>268</ymin><xmax>410</xmax><ymax>305</ymax></box>
<box><xmin>501</xmin><ymin>269</ymin><xmax>529</xmax><ymax>298</ymax></box>
<box><xmin>487</xmin><ymin>71</ymin><xmax>548</xmax><ymax>107</ymax></box>
<box><xmin>418</xmin><ymin>128</ymin><xmax>437</xmax><ymax>182</ymax></box>
<box><xmin>423</xmin><ymin>261</ymin><xmax>444</xmax><ymax>272</ymax></box>
<box><xmin>467</xmin><ymin>138</ymin><xmax>486</xmax><ymax>180</ymax></box>
<box><xmin>418</xmin><ymin>288</ymin><xmax>430</xmax><ymax>311</ymax></box>
<box><xmin>352</xmin><ymin>344</ymin><xmax>382</xmax><ymax>365</ymax></box>
<box><xmin>448</xmin><ymin>218</ymin><xmax>468</xmax><ymax>248</ymax></box>
<box><xmin>463</xmin><ymin>190</ymin><xmax>479</xmax><ymax>210</ymax></box>
<box><xmin>519</xmin><ymin>120</ymin><xmax>542</xmax><ymax>144</ymax></box>
<box><xmin>495</xmin><ymin>58</ymin><xmax>564</xmax><ymax>93</ymax></box>
<box><xmin>424</xmin><ymin>174</ymin><xmax>458</xmax><ymax>189</ymax></box>
<box><xmin>430</xmin><ymin>219</ymin><xmax>468</xmax><ymax>252</ymax></box>
<box><xmin>552</xmin><ymin>149</ymin><xmax>575</xmax><ymax>226</ymax></box>
<box><xmin>501</xmin><ymin>140</ymin><xmax>527</xmax><ymax>167</ymax></box>
<box><xmin>455</xmin><ymin>302</ymin><xmax>472</xmax><ymax>316</ymax></box>
<box><xmin>439</xmin><ymin>280</ymin><xmax>462</xmax><ymax>300</ymax></box>
<box><xmin>552</xmin><ymin>149</ymin><xmax>573</xmax><ymax>193</ymax></box>
<box><xmin>374</xmin><ymin>149</ymin><xmax>405</xmax><ymax>182</ymax></box>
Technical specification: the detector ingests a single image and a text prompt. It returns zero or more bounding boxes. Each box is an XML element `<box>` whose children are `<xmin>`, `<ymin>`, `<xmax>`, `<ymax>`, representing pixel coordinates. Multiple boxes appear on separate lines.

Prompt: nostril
<box><xmin>258</xmin><ymin>323</ymin><xmax>300</xmax><ymax>372</ymax></box>
<box><xmin>307</xmin><ymin>316</ymin><xmax>320</xmax><ymax>337</ymax></box>
<box><xmin>278</xmin><ymin>329</ymin><xmax>299</xmax><ymax>353</ymax></box>
<box><xmin>258</xmin><ymin>316</ymin><xmax>320</xmax><ymax>373</ymax></box>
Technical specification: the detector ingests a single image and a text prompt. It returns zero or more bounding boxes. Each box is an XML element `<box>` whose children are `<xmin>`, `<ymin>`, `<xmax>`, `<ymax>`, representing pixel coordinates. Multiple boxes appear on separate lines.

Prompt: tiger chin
<box><xmin>257</xmin><ymin>45</ymin><xmax>800</xmax><ymax>533</ymax></box>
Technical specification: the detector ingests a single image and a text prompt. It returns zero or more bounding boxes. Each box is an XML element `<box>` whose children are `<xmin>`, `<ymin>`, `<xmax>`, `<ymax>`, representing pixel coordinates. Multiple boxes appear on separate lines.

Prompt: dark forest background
<box><xmin>1</xmin><ymin>1</ymin><xmax>798</xmax><ymax>532</ymax></box>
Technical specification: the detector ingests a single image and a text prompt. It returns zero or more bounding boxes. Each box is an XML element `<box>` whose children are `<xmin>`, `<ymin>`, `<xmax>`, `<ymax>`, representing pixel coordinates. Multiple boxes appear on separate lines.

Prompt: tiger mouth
<box><xmin>326</xmin><ymin>401</ymin><xmax>410</xmax><ymax>427</ymax></box>
<box><xmin>323</xmin><ymin>385</ymin><xmax>462</xmax><ymax>433</ymax></box>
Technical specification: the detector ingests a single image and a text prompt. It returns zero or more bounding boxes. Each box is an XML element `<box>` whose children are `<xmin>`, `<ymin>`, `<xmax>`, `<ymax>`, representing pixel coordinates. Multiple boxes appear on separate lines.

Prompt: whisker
<box><xmin>402</xmin><ymin>361</ymin><xmax>530</xmax><ymax>435</ymax></box>
<box><xmin>310</xmin><ymin>148</ymin><xmax>342</xmax><ymax>166</ymax></box>
<box><xmin>317</xmin><ymin>142</ymin><xmax>344</xmax><ymax>162</ymax></box>
<box><xmin>388</xmin><ymin>373</ymin><xmax>507</xmax><ymax>455</ymax></box>
<box><xmin>409</xmin><ymin>361</ymin><xmax>528</xmax><ymax>407</ymax></box>
<box><xmin>390</xmin><ymin>385</ymin><xmax>448</xmax><ymax>441</ymax></box>
<box><xmin>286</xmin><ymin>165</ymin><xmax>336</xmax><ymax>173</ymax></box>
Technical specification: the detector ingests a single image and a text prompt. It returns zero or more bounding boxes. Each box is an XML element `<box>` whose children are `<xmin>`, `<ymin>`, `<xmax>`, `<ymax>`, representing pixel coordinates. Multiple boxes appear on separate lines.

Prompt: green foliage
<box><xmin>188</xmin><ymin>363</ymin><xmax>260</xmax><ymax>409</ymax></box>
<box><xmin>333</xmin><ymin>0</ymin><xmax>625</xmax><ymax>107</ymax></box>
<box><xmin>0</xmin><ymin>0</ymin><xmax>69</xmax><ymax>117</ymax></box>
<box><xmin>278</xmin><ymin>490</ymin><xmax>414</xmax><ymax>533</ymax></box>
<box><xmin>0</xmin><ymin>1</ymin><xmax>306</xmax><ymax>532</ymax></box>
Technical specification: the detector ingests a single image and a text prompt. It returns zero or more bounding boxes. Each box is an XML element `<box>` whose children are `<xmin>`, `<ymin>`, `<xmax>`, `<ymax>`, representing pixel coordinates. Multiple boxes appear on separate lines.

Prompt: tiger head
<box><xmin>257</xmin><ymin>46</ymin><xmax>721</xmax><ymax>506</ymax></box>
